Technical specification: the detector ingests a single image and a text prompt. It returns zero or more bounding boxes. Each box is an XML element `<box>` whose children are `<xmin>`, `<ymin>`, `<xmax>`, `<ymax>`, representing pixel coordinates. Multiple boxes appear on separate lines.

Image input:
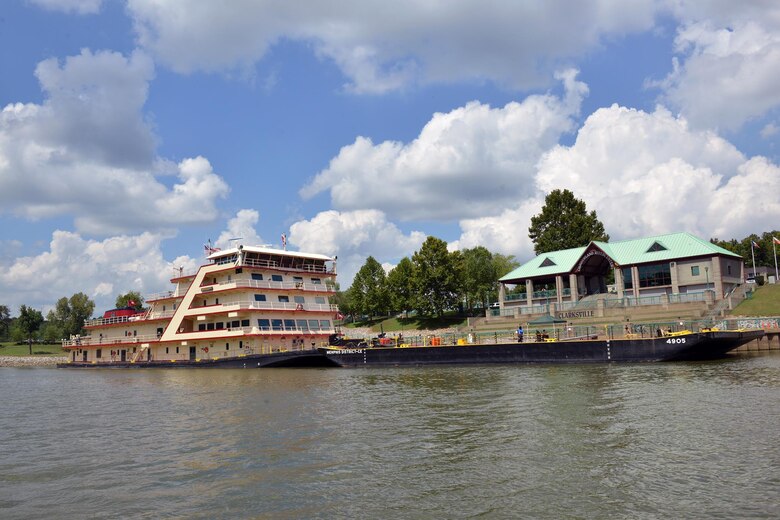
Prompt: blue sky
<box><xmin>1</xmin><ymin>0</ymin><xmax>780</xmax><ymax>314</ymax></box>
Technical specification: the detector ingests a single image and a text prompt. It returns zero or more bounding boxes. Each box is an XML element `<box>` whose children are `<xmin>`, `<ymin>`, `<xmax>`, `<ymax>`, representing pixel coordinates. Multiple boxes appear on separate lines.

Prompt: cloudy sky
<box><xmin>2</xmin><ymin>0</ymin><xmax>780</xmax><ymax>314</ymax></box>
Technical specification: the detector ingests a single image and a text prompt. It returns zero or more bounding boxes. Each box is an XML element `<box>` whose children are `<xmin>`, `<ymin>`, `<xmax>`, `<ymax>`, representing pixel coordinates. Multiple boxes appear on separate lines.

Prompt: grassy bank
<box><xmin>0</xmin><ymin>342</ymin><xmax>66</xmax><ymax>356</ymax></box>
<box><xmin>344</xmin><ymin>315</ymin><xmax>467</xmax><ymax>333</ymax></box>
<box><xmin>731</xmin><ymin>284</ymin><xmax>780</xmax><ymax>316</ymax></box>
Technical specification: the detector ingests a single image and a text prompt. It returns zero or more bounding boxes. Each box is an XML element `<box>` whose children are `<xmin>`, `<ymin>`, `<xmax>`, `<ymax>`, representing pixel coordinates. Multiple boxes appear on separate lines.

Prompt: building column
<box><xmin>499</xmin><ymin>283</ymin><xmax>506</xmax><ymax>308</ymax></box>
<box><xmin>615</xmin><ymin>267</ymin><xmax>624</xmax><ymax>298</ymax></box>
<box><xmin>526</xmin><ymin>279</ymin><xmax>534</xmax><ymax>307</ymax></box>
<box><xmin>670</xmin><ymin>261</ymin><xmax>679</xmax><ymax>294</ymax></box>
<box><xmin>569</xmin><ymin>274</ymin><xmax>579</xmax><ymax>302</ymax></box>
<box><xmin>710</xmin><ymin>257</ymin><xmax>723</xmax><ymax>299</ymax></box>
<box><xmin>631</xmin><ymin>266</ymin><xmax>640</xmax><ymax>298</ymax></box>
<box><xmin>555</xmin><ymin>275</ymin><xmax>564</xmax><ymax>304</ymax></box>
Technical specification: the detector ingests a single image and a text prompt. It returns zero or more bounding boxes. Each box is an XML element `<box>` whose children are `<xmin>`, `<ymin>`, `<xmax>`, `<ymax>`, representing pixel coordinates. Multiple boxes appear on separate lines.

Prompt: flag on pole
<box><xmin>774</xmin><ymin>237</ymin><xmax>780</xmax><ymax>282</ymax></box>
<box><xmin>281</xmin><ymin>233</ymin><xmax>287</xmax><ymax>250</ymax></box>
<box><xmin>773</xmin><ymin>237</ymin><xmax>780</xmax><ymax>245</ymax></box>
<box><xmin>752</xmin><ymin>240</ymin><xmax>760</xmax><ymax>248</ymax></box>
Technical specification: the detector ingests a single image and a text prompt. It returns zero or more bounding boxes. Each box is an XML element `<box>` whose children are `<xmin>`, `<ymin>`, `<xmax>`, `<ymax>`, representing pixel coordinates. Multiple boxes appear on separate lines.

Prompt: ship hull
<box><xmin>319</xmin><ymin>330</ymin><xmax>765</xmax><ymax>367</ymax></box>
<box><xmin>57</xmin><ymin>349</ymin><xmax>339</xmax><ymax>369</ymax></box>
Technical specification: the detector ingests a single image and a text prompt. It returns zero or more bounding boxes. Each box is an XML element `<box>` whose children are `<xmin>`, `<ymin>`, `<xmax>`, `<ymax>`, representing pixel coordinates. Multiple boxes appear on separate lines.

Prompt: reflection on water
<box><xmin>1</xmin><ymin>353</ymin><xmax>780</xmax><ymax>519</ymax></box>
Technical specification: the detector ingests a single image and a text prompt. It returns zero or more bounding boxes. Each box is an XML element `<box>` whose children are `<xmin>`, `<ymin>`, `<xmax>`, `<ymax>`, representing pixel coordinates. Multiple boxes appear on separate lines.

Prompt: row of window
<box><xmin>196</xmin><ymin>318</ymin><xmax>331</xmax><ymax>331</ymax></box>
<box><xmin>623</xmin><ymin>262</ymin><xmax>729</xmax><ymax>289</ymax></box>
<box><xmin>253</xmin><ymin>294</ymin><xmax>326</xmax><ymax>304</ymax></box>
<box><xmin>258</xmin><ymin>319</ymin><xmax>331</xmax><ymax>331</ymax></box>
<box><xmin>250</xmin><ymin>273</ymin><xmax>322</xmax><ymax>284</ymax></box>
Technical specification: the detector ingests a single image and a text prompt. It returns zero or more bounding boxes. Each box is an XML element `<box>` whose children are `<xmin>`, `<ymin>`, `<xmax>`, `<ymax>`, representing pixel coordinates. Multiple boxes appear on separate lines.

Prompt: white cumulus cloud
<box><xmin>288</xmin><ymin>209</ymin><xmax>426</xmax><ymax>286</ymax></box>
<box><xmin>215</xmin><ymin>209</ymin><xmax>264</xmax><ymax>250</ymax></box>
<box><xmin>0</xmin><ymin>49</ymin><xmax>229</xmax><ymax>235</ymax></box>
<box><xmin>301</xmin><ymin>70</ymin><xmax>587</xmax><ymax>221</ymax></box>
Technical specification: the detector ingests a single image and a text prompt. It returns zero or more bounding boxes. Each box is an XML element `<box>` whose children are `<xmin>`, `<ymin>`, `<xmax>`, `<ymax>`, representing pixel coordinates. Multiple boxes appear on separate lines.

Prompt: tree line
<box><xmin>0</xmin><ymin>291</ymin><xmax>144</xmax><ymax>353</ymax></box>
<box><xmin>710</xmin><ymin>231</ymin><xmax>780</xmax><ymax>273</ymax></box>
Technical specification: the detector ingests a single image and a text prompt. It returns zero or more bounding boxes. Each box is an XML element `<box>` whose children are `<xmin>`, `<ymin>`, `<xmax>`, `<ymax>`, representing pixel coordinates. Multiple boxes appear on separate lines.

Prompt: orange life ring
<box><xmin>203</xmin><ymin>346</ymin><xmax>209</xmax><ymax>353</ymax></box>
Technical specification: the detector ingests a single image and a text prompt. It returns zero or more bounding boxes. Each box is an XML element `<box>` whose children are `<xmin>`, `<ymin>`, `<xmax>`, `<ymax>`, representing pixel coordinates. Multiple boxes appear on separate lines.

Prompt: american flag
<box><xmin>281</xmin><ymin>233</ymin><xmax>287</xmax><ymax>250</ymax></box>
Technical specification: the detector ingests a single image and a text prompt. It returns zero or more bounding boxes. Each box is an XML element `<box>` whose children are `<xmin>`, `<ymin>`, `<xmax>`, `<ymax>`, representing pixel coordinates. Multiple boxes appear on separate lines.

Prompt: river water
<box><xmin>1</xmin><ymin>353</ymin><xmax>779</xmax><ymax>519</ymax></box>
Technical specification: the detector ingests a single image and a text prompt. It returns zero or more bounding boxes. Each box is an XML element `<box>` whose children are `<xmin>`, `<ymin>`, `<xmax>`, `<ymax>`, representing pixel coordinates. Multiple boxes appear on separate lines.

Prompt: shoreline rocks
<box><xmin>0</xmin><ymin>356</ymin><xmax>68</xmax><ymax>367</ymax></box>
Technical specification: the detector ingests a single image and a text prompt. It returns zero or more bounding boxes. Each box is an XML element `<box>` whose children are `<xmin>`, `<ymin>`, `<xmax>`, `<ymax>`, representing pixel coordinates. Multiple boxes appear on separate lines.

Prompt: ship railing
<box><xmin>62</xmin><ymin>333</ymin><xmax>162</xmax><ymax>347</ymax></box>
<box><xmin>200</xmin><ymin>300</ymin><xmax>339</xmax><ymax>313</ymax></box>
<box><xmin>206</xmin><ymin>279</ymin><xmax>336</xmax><ymax>293</ymax></box>
<box><xmin>145</xmin><ymin>290</ymin><xmax>179</xmax><ymax>301</ymax></box>
<box><xmin>240</xmin><ymin>257</ymin><xmax>333</xmax><ymax>274</ymax></box>
<box><xmin>145</xmin><ymin>309</ymin><xmax>176</xmax><ymax>320</ymax></box>
<box><xmin>84</xmin><ymin>315</ymin><xmax>131</xmax><ymax>327</ymax></box>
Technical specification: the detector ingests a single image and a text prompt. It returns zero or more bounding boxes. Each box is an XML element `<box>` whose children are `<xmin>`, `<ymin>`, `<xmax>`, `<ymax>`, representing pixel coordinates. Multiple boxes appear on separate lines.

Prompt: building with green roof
<box><xmin>498</xmin><ymin>232</ymin><xmax>744</xmax><ymax>315</ymax></box>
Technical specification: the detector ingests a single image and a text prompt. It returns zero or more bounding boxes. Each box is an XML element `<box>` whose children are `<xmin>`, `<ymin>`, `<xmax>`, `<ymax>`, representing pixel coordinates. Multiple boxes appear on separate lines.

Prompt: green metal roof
<box><xmin>500</xmin><ymin>232</ymin><xmax>741</xmax><ymax>282</ymax></box>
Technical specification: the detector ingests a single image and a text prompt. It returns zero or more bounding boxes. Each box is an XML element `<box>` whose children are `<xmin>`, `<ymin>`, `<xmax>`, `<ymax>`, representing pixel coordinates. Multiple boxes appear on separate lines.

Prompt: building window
<box><xmin>623</xmin><ymin>267</ymin><xmax>633</xmax><ymax>289</ymax></box>
<box><xmin>258</xmin><ymin>319</ymin><xmax>270</xmax><ymax>330</ymax></box>
<box><xmin>271</xmin><ymin>274</ymin><xmax>283</xmax><ymax>282</ymax></box>
<box><xmin>254</xmin><ymin>294</ymin><xmax>266</xmax><ymax>302</ymax></box>
<box><xmin>293</xmin><ymin>295</ymin><xmax>305</xmax><ymax>304</ymax></box>
<box><xmin>638</xmin><ymin>263</ymin><xmax>672</xmax><ymax>287</ymax></box>
<box><xmin>278</xmin><ymin>295</ymin><xmax>289</xmax><ymax>303</ymax></box>
<box><xmin>252</xmin><ymin>273</ymin><xmax>263</xmax><ymax>281</ymax></box>
<box><xmin>691</xmin><ymin>266</ymin><xmax>700</xmax><ymax>276</ymax></box>
<box><xmin>728</xmin><ymin>265</ymin><xmax>732</xmax><ymax>275</ymax></box>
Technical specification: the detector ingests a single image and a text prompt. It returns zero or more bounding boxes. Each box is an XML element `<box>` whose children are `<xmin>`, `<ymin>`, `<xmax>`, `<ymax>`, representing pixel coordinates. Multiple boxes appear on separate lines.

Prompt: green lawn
<box><xmin>0</xmin><ymin>342</ymin><xmax>67</xmax><ymax>356</ymax></box>
<box><xmin>344</xmin><ymin>314</ymin><xmax>468</xmax><ymax>333</ymax></box>
<box><xmin>730</xmin><ymin>284</ymin><xmax>780</xmax><ymax>316</ymax></box>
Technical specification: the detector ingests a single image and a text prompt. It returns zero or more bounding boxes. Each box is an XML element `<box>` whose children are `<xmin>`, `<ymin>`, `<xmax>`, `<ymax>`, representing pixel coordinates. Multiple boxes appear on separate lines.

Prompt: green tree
<box><xmin>461</xmin><ymin>246</ymin><xmax>497</xmax><ymax>312</ymax></box>
<box><xmin>528</xmin><ymin>189</ymin><xmax>609</xmax><ymax>254</ymax></box>
<box><xmin>412</xmin><ymin>236</ymin><xmax>462</xmax><ymax>317</ymax></box>
<box><xmin>47</xmin><ymin>292</ymin><xmax>95</xmax><ymax>338</ymax></box>
<box><xmin>116</xmin><ymin>291</ymin><xmax>144</xmax><ymax>311</ymax></box>
<box><xmin>386</xmin><ymin>257</ymin><xmax>416</xmax><ymax>317</ymax></box>
<box><xmin>0</xmin><ymin>304</ymin><xmax>10</xmax><ymax>340</ymax></box>
<box><xmin>18</xmin><ymin>305</ymin><xmax>44</xmax><ymax>355</ymax></box>
<box><xmin>349</xmin><ymin>256</ymin><xmax>390</xmax><ymax>318</ymax></box>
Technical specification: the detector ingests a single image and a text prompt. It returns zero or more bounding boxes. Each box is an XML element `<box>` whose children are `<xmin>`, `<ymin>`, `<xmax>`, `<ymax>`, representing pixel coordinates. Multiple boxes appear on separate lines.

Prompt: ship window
<box><xmin>297</xmin><ymin>319</ymin><xmax>308</xmax><ymax>330</ymax></box>
<box><xmin>278</xmin><ymin>295</ymin><xmax>289</xmax><ymax>303</ymax></box>
<box><xmin>271</xmin><ymin>274</ymin><xmax>283</xmax><ymax>282</ymax></box>
<box><xmin>320</xmin><ymin>320</ymin><xmax>330</xmax><ymax>329</ymax></box>
<box><xmin>207</xmin><ymin>323</ymin><xmax>215</xmax><ymax>331</ymax></box>
<box><xmin>173</xmin><ymin>303</ymin><xmax>176</xmax><ymax>310</ymax></box>
<box><xmin>215</xmin><ymin>322</ymin><xmax>224</xmax><ymax>330</ymax></box>
<box><xmin>96</xmin><ymin>349</ymin><xmax>102</xmax><ymax>359</ymax></box>
<box><xmin>199</xmin><ymin>324</ymin><xmax>206</xmax><ymax>331</ymax></box>
<box><xmin>315</xmin><ymin>296</ymin><xmax>326</xmax><ymax>304</ymax></box>
<box><xmin>227</xmin><ymin>275</ymin><xmax>231</xmax><ymax>282</ymax></box>
<box><xmin>254</xmin><ymin>294</ymin><xmax>266</xmax><ymax>302</ymax></box>
<box><xmin>163</xmin><ymin>305</ymin><xmax>166</xmax><ymax>311</ymax></box>
<box><xmin>258</xmin><ymin>319</ymin><xmax>270</xmax><ymax>330</ymax></box>
<box><xmin>231</xmin><ymin>320</ymin><xmax>240</xmax><ymax>328</ymax></box>
<box><xmin>691</xmin><ymin>266</ymin><xmax>700</xmax><ymax>276</ymax></box>
<box><xmin>311</xmin><ymin>278</ymin><xmax>321</xmax><ymax>284</ymax></box>
<box><xmin>308</xmin><ymin>320</ymin><xmax>320</xmax><ymax>330</ymax></box>
<box><xmin>239</xmin><ymin>341</ymin><xmax>243</xmax><ymax>349</ymax></box>
<box><xmin>176</xmin><ymin>347</ymin><xmax>179</xmax><ymax>354</ymax></box>
<box><xmin>284</xmin><ymin>319</ymin><xmax>296</xmax><ymax>330</ymax></box>
<box><xmin>225</xmin><ymin>342</ymin><xmax>229</xmax><ymax>350</ymax></box>
<box><xmin>241</xmin><ymin>319</ymin><xmax>249</xmax><ymax>327</ymax></box>
<box><xmin>252</xmin><ymin>273</ymin><xmax>263</xmax><ymax>281</ymax></box>
<box><xmin>215</xmin><ymin>298</ymin><xmax>219</xmax><ymax>304</ymax></box>
<box><xmin>235</xmin><ymin>268</ymin><xmax>242</xmax><ymax>274</ymax></box>
<box><xmin>293</xmin><ymin>296</ymin><xmax>305</xmax><ymax>304</ymax></box>
<box><xmin>271</xmin><ymin>319</ymin><xmax>283</xmax><ymax>331</ymax></box>
<box><xmin>166</xmin><ymin>347</ymin><xmax>169</xmax><ymax>354</ymax></box>
<box><xmin>294</xmin><ymin>276</ymin><xmax>303</xmax><ymax>282</ymax></box>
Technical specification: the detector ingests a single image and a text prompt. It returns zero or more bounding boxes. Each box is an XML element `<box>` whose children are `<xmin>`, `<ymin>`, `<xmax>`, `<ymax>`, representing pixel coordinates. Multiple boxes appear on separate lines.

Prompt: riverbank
<box><xmin>0</xmin><ymin>356</ymin><xmax>67</xmax><ymax>367</ymax></box>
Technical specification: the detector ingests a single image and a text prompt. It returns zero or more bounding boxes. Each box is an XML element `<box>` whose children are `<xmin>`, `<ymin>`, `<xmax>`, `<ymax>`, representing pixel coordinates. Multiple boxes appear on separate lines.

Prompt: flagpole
<box><xmin>751</xmin><ymin>240</ymin><xmax>757</xmax><ymax>278</ymax></box>
<box><xmin>774</xmin><ymin>237</ymin><xmax>779</xmax><ymax>282</ymax></box>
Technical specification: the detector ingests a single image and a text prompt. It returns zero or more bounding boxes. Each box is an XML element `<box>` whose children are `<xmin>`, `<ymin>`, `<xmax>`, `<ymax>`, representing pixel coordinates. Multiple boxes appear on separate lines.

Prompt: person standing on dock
<box><xmin>517</xmin><ymin>325</ymin><xmax>524</xmax><ymax>343</ymax></box>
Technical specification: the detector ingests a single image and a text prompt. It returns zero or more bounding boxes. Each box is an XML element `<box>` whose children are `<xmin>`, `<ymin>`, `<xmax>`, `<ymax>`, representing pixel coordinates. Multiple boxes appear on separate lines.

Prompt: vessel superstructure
<box><xmin>61</xmin><ymin>245</ymin><xmax>339</xmax><ymax>366</ymax></box>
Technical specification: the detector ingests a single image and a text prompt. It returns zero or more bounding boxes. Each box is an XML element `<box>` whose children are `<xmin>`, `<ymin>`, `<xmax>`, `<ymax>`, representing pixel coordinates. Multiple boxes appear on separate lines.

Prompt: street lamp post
<box><xmin>705</xmin><ymin>266</ymin><xmax>710</xmax><ymax>292</ymax></box>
